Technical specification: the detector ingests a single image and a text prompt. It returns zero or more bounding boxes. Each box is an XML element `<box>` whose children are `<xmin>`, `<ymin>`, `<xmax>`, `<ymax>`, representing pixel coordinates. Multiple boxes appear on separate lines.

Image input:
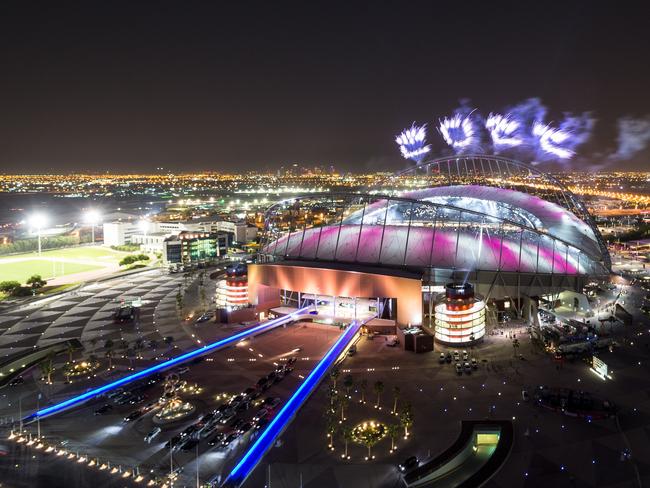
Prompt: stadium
<box><xmin>248</xmin><ymin>155</ymin><xmax>611</xmax><ymax>345</ymax></box>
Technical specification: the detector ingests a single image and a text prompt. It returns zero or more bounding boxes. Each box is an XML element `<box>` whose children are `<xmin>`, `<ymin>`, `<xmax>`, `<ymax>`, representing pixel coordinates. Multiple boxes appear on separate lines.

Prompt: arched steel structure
<box><xmin>386</xmin><ymin>154</ymin><xmax>611</xmax><ymax>270</ymax></box>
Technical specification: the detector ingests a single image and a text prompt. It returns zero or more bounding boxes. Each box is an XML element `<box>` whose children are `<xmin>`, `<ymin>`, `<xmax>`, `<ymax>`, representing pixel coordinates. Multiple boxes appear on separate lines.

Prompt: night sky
<box><xmin>0</xmin><ymin>1</ymin><xmax>649</xmax><ymax>173</ymax></box>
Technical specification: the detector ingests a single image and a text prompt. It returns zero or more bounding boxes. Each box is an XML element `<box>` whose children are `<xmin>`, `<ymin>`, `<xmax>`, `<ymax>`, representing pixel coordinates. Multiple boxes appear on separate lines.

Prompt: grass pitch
<box><xmin>0</xmin><ymin>245</ymin><xmax>128</xmax><ymax>283</ymax></box>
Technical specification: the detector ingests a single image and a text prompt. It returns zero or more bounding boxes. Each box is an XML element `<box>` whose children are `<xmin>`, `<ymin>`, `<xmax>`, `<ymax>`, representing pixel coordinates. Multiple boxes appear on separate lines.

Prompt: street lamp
<box><xmin>29</xmin><ymin>213</ymin><xmax>47</xmax><ymax>256</ymax></box>
<box><xmin>84</xmin><ymin>209</ymin><xmax>102</xmax><ymax>244</ymax></box>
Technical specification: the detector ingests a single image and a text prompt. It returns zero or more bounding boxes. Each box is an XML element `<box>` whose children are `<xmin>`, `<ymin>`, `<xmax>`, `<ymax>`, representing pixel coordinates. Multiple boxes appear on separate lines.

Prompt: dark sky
<box><xmin>1</xmin><ymin>1</ymin><xmax>649</xmax><ymax>173</ymax></box>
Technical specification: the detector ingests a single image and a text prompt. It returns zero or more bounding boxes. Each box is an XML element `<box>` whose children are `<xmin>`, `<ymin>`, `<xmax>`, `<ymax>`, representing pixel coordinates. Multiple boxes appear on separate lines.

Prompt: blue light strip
<box><xmin>28</xmin><ymin>307</ymin><xmax>312</xmax><ymax>420</ymax></box>
<box><xmin>223</xmin><ymin>319</ymin><xmax>362</xmax><ymax>487</ymax></box>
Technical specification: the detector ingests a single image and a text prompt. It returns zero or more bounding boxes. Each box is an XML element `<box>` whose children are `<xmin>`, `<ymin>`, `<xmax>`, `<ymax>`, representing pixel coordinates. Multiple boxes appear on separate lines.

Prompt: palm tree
<box><xmin>330</xmin><ymin>367</ymin><xmax>341</xmax><ymax>390</ymax></box>
<box><xmin>325</xmin><ymin>412</ymin><xmax>338</xmax><ymax>449</ymax></box>
<box><xmin>39</xmin><ymin>355</ymin><xmax>54</xmax><ymax>384</ymax></box>
<box><xmin>386</xmin><ymin>424</ymin><xmax>400</xmax><ymax>452</ymax></box>
<box><xmin>105</xmin><ymin>349</ymin><xmax>114</xmax><ymax>370</ymax></box>
<box><xmin>373</xmin><ymin>380</ymin><xmax>384</xmax><ymax>409</ymax></box>
<box><xmin>326</xmin><ymin>386</ymin><xmax>338</xmax><ymax>410</ymax></box>
<box><xmin>339</xmin><ymin>395</ymin><xmax>349</xmax><ymax>422</ymax></box>
<box><xmin>363</xmin><ymin>435</ymin><xmax>380</xmax><ymax>460</ymax></box>
<box><xmin>360</xmin><ymin>379</ymin><xmax>368</xmax><ymax>403</ymax></box>
<box><xmin>341</xmin><ymin>425</ymin><xmax>353</xmax><ymax>459</ymax></box>
<box><xmin>343</xmin><ymin>374</ymin><xmax>354</xmax><ymax>397</ymax></box>
<box><xmin>400</xmin><ymin>402</ymin><xmax>414</xmax><ymax>437</ymax></box>
<box><xmin>392</xmin><ymin>386</ymin><xmax>401</xmax><ymax>414</ymax></box>
<box><xmin>66</xmin><ymin>342</ymin><xmax>75</xmax><ymax>364</ymax></box>
<box><xmin>104</xmin><ymin>339</ymin><xmax>114</xmax><ymax>369</ymax></box>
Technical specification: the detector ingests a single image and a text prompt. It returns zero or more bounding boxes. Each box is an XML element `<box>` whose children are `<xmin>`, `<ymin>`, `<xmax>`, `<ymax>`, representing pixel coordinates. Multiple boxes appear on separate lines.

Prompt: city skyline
<box><xmin>1</xmin><ymin>2</ymin><xmax>650</xmax><ymax>173</ymax></box>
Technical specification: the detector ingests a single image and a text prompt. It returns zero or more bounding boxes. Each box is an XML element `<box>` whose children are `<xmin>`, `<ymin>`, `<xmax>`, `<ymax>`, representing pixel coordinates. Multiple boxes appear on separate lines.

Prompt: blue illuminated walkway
<box><xmin>28</xmin><ymin>307</ymin><xmax>312</xmax><ymax>420</ymax></box>
<box><xmin>222</xmin><ymin>318</ymin><xmax>364</xmax><ymax>487</ymax></box>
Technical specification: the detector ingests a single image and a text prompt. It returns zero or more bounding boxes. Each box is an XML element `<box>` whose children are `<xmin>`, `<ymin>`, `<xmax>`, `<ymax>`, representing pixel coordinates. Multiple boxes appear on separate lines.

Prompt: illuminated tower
<box><xmin>434</xmin><ymin>283</ymin><xmax>486</xmax><ymax>345</ymax></box>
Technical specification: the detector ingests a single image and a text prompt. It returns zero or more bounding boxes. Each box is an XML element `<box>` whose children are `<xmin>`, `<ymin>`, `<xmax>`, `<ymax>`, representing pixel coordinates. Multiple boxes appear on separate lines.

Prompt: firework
<box><xmin>395</xmin><ymin>123</ymin><xmax>431</xmax><ymax>162</ymax></box>
<box><xmin>532</xmin><ymin>121</ymin><xmax>574</xmax><ymax>159</ymax></box>
<box><xmin>439</xmin><ymin>114</ymin><xmax>476</xmax><ymax>149</ymax></box>
<box><xmin>486</xmin><ymin>113</ymin><xmax>522</xmax><ymax>148</ymax></box>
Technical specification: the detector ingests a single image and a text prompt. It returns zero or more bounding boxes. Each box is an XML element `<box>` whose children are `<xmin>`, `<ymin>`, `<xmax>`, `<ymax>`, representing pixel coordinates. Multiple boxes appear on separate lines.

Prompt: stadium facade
<box><xmin>248</xmin><ymin>156</ymin><xmax>610</xmax><ymax>341</ymax></box>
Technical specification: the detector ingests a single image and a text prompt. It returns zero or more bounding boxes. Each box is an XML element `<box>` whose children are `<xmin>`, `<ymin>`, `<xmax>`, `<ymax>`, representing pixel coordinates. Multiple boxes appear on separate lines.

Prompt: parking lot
<box><xmin>2</xmin><ymin>323</ymin><xmax>340</xmax><ymax>486</ymax></box>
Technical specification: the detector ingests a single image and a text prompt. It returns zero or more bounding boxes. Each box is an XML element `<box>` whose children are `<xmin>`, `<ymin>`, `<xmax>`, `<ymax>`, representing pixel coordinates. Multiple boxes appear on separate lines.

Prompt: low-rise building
<box><xmin>162</xmin><ymin>231</ymin><xmax>229</xmax><ymax>270</ymax></box>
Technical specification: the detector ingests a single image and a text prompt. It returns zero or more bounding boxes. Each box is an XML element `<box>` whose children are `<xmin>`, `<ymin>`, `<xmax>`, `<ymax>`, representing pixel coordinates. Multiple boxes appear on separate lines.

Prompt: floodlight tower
<box><xmin>84</xmin><ymin>209</ymin><xmax>102</xmax><ymax>244</ymax></box>
<box><xmin>29</xmin><ymin>213</ymin><xmax>47</xmax><ymax>256</ymax></box>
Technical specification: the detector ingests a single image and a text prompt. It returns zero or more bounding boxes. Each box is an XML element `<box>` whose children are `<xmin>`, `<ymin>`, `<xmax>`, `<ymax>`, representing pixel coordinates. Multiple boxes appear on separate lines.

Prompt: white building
<box><xmin>103</xmin><ymin>218</ymin><xmax>257</xmax><ymax>248</ymax></box>
<box><xmin>131</xmin><ymin>232</ymin><xmax>168</xmax><ymax>253</ymax></box>
<box><xmin>103</xmin><ymin>221</ymin><xmax>138</xmax><ymax>246</ymax></box>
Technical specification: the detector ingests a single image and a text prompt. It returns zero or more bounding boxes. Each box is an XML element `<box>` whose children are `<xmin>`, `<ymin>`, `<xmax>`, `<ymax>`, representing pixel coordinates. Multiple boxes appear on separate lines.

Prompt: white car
<box><xmin>144</xmin><ymin>427</ymin><xmax>162</xmax><ymax>443</ymax></box>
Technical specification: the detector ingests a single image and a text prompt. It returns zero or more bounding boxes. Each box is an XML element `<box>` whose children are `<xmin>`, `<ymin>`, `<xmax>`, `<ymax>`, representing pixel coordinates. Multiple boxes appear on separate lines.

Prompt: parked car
<box><xmin>455</xmin><ymin>363</ymin><xmax>463</xmax><ymax>375</ymax></box>
<box><xmin>347</xmin><ymin>345</ymin><xmax>357</xmax><ymax>356</ymax></box>
<box><xmin>471</xmin><ymin>358</ymin><xmax>478</xmax><ymax>370</ymax></box>
<box><xmin>453</xmin><ymin>351</ymin><xmax>460</xmax><ymax>362</ymax></box>
<box><xmin>398</xmin><ymin>456</ymin><xmax>419</xmax><ymax>473</ymax></box>
<box><xmin>230</xmin><ymin>418</ymin><xmax>246</xmax><ymax>430</ymax></box>
<box><xmin>236</xmin><ymin>400</ymin><xmax>251</xmax><ymax>413</ymax></box>
<box><xmin>463</xmin><ymin>362</ymin><xmax>472</xmax><ymax>374</ymax></box>
<box><xmin>242</xmin><ymin>387</ymin><xmax>257</xmax><ymax>399</ymax></box>
<box><xmin>123</xmin><ymin>410</ymin><xmax>144</xmax><ymax>423</ymax></box>
<box><xmin>445</xmin><ymin>353</ymin><xmax>452</xmax><ymax>363</ymax></box>
<box><xmin>207</xmin><ymin>432</ymin><xmax>225</xmax><ymax>446</ymax></box>
<box><xmin>221</xmin><ymin>432</ymin><xmax>239</xmax><ymax>447</ymax></box>
<box><xmin>181</xmin><ymin>438</ymin><xmax>199</xmax><ymax>452</ymax></box>
<box><xmin>253</xmin><ymin>408</ymin><xmax>270</xmax><ymax>422</ymax></box>
<box><xmin>8</xmin><ymin>377</ymin><xmax>24</xmax><ymax>387</ymax></box>
<box><xmin>263</xmin><ymin>397</ymin><xmax>281</xmax><ymax>409</ymax></box>
<box><xmin>106</xmin><ymin>388</ymin><xmax>125</xmax><ymax>399</ymax></box>
<box><xmin>164</xmin><ymin>434</ymin><xmax>182</xmax><ymax>450</ymax></box>
<box><xmin>438</xmin><ymin>353</ymin><xmax>446</xmax><ymax>364</ymax></box>
<box><xmin>462</xmin><ymin>350</ymin><xmax>469</xmax><ymax>361</ymax></box>
<box><xmin>144</xmin><ymin>427</ymin><xmax>162</xmax><ymax>443</ymax></box>
<box><xmin>94</xmin><ymin>404</ymin><xmax>113</xmax><ymax>415</ymax></box>
<box><xmin>129</xmin><ymin>393</ymin><xmax>146</xmax><ymax>405</ymax></box>
<box><xmin>219</xmin><ymin>411</ymin><xmax>236</xmax><ymax>425</ymax></box>
<box><xmin>255</xmin><ymin>416</ymin><xmax>270</xmax><ymax>430</ymax></box>
<box><xmin>238</xmin><ymin>422</ymin><xmax>254</xmax><ymax>435</ymax></box>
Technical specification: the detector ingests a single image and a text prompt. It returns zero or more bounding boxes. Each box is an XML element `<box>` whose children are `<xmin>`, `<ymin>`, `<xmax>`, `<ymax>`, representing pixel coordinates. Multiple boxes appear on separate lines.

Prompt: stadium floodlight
<box><xmin>395</xmin><ymin>123</ymin><xmax>431</xmax><ymax>163</ymax></box>
<box><xmin>532</xmin><ymin>121</ymin><xmax>574</xmax><ymax>159</ymax></box>
<box><xmin>28</xmin><ymin>213</ymin><xmax>47</xmax><ymax>256</ymax></box>
<box><xmin>83</xmin><ymin>209</ymin><xmax>102</xmax><ymax>243</ymax></box>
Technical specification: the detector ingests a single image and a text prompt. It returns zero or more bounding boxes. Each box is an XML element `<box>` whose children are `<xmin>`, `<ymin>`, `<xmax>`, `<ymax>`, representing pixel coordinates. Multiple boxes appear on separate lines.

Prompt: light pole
<box><xmin>29</xmin><ymin>213</ymin><xmax>47</xmax><ymax>256</ymax></box>
<box><xmin>84</xmin><ymin>209</ymin><xmax>101</xmax><ymax>244</ymax></box>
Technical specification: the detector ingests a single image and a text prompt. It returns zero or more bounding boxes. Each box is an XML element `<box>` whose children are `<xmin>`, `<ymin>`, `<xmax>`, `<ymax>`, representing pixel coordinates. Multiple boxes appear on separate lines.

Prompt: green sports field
<box><xmin>0</xmin><ymin>246</ymin><xmax>129</xmax><ymax>283</ymax></box>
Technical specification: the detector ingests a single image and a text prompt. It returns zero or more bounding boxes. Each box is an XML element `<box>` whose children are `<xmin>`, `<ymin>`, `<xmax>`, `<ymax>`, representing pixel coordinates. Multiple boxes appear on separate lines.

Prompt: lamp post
<box><xmin>29</xmin><ymin>213</ymin><xmax>47</xmax><ymax>256</ymax></box>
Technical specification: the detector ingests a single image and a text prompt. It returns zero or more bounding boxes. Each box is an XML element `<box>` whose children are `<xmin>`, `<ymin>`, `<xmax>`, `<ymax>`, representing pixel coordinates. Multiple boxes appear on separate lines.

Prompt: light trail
<box><xmin>221</xmin><ymin>319</ymin><xmax>363</xmax><ymax>487</ymax></box>
<box><xmin>27</xmin><ymin>307</ymin><xmax>313</xmax><ymax>420</ymax></box>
